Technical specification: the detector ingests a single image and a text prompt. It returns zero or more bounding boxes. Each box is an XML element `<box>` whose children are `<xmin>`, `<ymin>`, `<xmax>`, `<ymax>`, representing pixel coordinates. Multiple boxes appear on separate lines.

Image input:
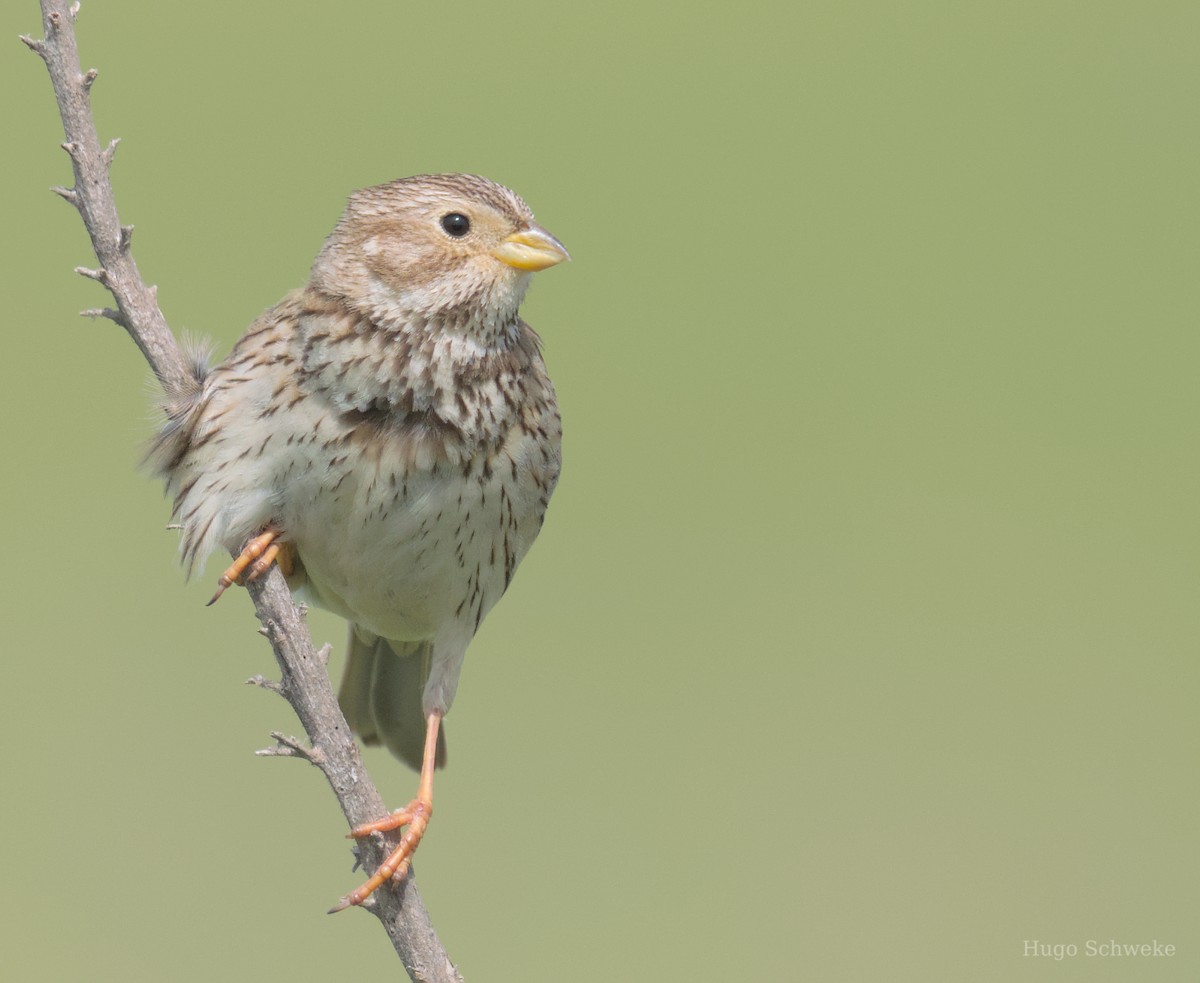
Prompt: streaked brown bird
<box><xmin>147</xmin><ymin>173</ymin><xmax>568</xmax><ymax>911</ymax></box>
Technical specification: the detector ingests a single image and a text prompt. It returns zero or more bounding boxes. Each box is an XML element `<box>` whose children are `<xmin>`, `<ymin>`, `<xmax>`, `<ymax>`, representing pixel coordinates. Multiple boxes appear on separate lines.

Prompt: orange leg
<box><xmin>328</xmin><ymin>711</ymin><xmax>442</xmax><ymax>914</ymax></box>
<box><xmin>207</xmin><ymin>528</ymin><xmax>293</xmax><ymax>606</ymax></box>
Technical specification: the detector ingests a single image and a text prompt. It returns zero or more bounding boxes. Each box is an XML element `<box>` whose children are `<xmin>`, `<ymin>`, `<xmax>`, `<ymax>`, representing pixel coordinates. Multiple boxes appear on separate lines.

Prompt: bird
<box><xmin>145</xmin><ymin>173</ymin><xmax>568</xmax><ymax>912</ymax></box>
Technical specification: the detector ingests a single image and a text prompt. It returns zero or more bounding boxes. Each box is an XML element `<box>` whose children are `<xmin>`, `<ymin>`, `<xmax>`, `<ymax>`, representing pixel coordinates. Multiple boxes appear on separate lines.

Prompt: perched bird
<box><xmin>147</xmin><ymin>173</ymin><xmax>568</xmax><ymax>911</ymax></box>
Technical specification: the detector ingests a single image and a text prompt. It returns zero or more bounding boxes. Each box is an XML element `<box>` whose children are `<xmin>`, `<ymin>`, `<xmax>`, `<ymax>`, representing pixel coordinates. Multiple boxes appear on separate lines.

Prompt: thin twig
<box><xmin>23</xmin><ymin>3</ymin><xmax>461</xmax><ymax>980</ymax></box>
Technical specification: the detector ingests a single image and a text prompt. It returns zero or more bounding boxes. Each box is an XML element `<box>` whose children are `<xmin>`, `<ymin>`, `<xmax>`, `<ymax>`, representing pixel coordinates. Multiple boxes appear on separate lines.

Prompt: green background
<box><xmin>3</xmin><ymin>1</ymin><xmax>1197</xmax><ymax>980</ymax></box>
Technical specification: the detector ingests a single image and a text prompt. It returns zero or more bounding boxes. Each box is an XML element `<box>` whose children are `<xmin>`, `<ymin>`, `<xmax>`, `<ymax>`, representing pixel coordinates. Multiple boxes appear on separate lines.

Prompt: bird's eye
<box><xmin>440</xmin><ymin>212</ymin><xmax>471</xmax><ymax>238</ymax></box>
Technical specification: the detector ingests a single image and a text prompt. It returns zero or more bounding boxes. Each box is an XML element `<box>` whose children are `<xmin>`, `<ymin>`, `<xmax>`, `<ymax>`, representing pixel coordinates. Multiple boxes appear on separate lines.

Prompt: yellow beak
<box><xmin>491</xmin><ymin>226</ymin><xmax>571</xmax><ymax>272</ymax></box>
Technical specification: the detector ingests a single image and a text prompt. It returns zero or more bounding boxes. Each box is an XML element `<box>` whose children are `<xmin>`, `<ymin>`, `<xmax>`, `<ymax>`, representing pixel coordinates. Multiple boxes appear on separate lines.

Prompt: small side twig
<box><xmin>80</xmin><ymin>306</ymin><xmax>124</xmax><ymax>324</ymax></box>
<box><xmin>256</xmin><ymin>731</ymin><xmax>324</xmax><ymax>765</ymax></box>
<box><xmin>246</xmin><ymin>674</ymin><xmax>284</xmax><ymax>696</ymax></box>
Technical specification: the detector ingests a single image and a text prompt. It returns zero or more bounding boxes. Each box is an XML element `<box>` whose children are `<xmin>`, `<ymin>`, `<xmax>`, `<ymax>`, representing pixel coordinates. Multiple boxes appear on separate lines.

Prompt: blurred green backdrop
<box><xmin>3</xmin><ymin>1</ymin><xmax>1197</xmax><ymax>980</ymax></box>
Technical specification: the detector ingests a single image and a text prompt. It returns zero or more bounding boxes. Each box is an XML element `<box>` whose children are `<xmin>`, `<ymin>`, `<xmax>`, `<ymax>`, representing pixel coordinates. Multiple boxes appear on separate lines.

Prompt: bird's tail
<box><xmin>339</xmin><ymin>626</ymin><xmax>448</xmax><ymax>772</ymax></box>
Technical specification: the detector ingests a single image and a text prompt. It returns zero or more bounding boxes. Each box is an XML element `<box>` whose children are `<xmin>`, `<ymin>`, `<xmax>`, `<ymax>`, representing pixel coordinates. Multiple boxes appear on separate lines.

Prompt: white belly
<box><xmin>282</xmin><ymin>441</ymin><xmax>538</xmax><ymax>644</ymax></box>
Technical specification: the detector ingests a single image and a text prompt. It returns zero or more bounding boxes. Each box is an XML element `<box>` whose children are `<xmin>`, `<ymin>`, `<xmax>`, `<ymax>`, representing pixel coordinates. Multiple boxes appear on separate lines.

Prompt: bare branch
<box><xmin>243</xmin><ymin>572</ymin><xmax>462</xmax><ymax>981</ymax></box>
<box><xmin>25</xmin><ymin>3</ymin><xmax>462</xmax><ymax>980</ymax></box>
<box><xmin>28</xmin><ymin>0</ymin><xmax>189</xmax><ymax>395</ymax></box>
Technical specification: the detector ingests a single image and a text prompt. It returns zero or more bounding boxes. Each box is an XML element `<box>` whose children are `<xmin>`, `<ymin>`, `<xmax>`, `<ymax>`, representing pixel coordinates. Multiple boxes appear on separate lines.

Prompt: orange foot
<box><xmin>329</xmin><ymin>711</ymin><xmax>442</xmax><ymax>914</ymax></box>
<box><xmin>208</xmin><ymin>528</ymin><xmax>294</xmax><ymax>605</ymax></box>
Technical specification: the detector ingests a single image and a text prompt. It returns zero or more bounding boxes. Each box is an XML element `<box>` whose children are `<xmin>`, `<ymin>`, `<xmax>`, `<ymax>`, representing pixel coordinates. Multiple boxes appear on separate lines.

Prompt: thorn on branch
<box><xmin>51</xmin><ymin>186</ymin><xmax>79</xmax><ymax>207</ymax></box>
<box><xmin>120</xmin><ymin>225</ymin><xmax>134</xmax><ymax>253</ymax></box>
<box><xmin>70</xmin><ymin>2</ymin><xmax>80</xmax><ymax>21</ymax></box>
<box><xmin>80</xmin><ymin>307</ymin><xmax>125</xmax><ymax>325</ymax></box>
<box><xmin>102</xmin><ymin>137</ymin><xmax>121</xmax><ymax>168</ymax></box>
<box><xmin>75</xmin><ymin>265</ymin><xmax>109</xmax><ymax>284</ymax></box>
<box><xmin>61</xmin><ymin>140</ymin><xmax>79</xmax><ymax>158</ymax></box>
<box><xmin>82</xmin><ymin>68</ymin><xmax>98</xmax><ymax>91</ymax></box>
<box><xmin>246</xmin><ymin>674</ymin><xmax>284</xmax><ymax>695</ymax></box>
<box><xmin>256</xmin><ymin>731</ymin><xmax>325</xmax><ymax>765</ymax></box>
<box><xmin>19</xmin><ymin>35</ymin><xmax>47</xmax><ymax>59</ymax></box>
<box><xmin>316</xmin><ymin>643</ymin><xmax>333</xmax><ymax>667</ymax></box>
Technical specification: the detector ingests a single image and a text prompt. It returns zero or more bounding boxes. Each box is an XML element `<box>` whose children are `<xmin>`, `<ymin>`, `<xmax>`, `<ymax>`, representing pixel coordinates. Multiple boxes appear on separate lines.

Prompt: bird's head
<box><xmin>311</xmin><ymin>173</ymin><xmax>569</xmax><ymax>341</ymax></box>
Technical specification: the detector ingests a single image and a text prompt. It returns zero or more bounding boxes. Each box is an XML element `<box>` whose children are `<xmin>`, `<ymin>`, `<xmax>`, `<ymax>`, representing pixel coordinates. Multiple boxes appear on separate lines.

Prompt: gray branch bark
<box><xmin>22</xmin><ymin>3</ymin><xmax>461</xmax><ymax>980</ymax></box>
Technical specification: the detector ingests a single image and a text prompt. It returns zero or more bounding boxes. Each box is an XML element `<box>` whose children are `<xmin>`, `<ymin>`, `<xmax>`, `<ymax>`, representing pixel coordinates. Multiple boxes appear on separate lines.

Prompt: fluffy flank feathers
<box><xmin>143</xmin><ymin>336</ymin><xmax>212</xmax><ymax>478</ymax></box>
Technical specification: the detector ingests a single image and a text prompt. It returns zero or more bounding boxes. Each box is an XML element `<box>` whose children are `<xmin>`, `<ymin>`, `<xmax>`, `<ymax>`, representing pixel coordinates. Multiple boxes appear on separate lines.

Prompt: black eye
<box><xmin>440</xmin><ymin>212</ymin><xmax>471</xmax><ymax>237</ymax></box>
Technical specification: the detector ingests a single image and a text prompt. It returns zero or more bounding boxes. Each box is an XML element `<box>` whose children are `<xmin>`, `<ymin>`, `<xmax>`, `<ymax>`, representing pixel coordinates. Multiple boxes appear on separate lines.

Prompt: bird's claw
<box><xmin>208</xmin><ymin>528</ymin><xmax>293</xmax><ymax>605</ymax></box>
<box><xmin>327</xmin><ymin>798</ymin><xmax>432</xmax><ymax>913</ymax></box>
